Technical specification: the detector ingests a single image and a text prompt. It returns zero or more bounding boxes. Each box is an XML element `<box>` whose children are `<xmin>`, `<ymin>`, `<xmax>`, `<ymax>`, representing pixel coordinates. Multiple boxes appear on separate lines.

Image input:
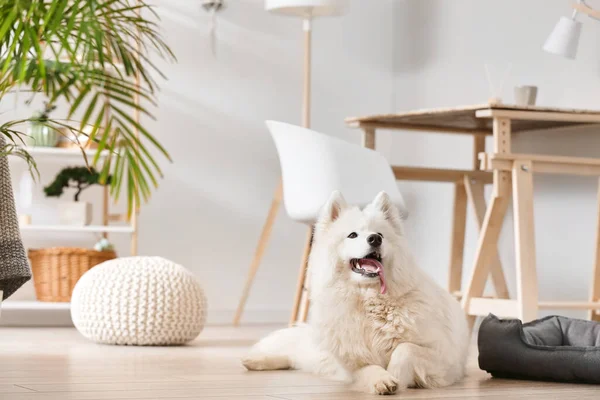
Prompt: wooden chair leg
<box><xmin>448</xmin><ymin>182</ymin><xmax>468</xmax><ymax>296</ymax></box>
<box><xmin>233</xmin><ymin>182</ymin><xmax>283</xmax><ymax>326</ymax></box>
<box><xmin>512</xmin><ymin>161</ymin><xmax>538</xmax><ymax>323</ymax></box>
<box><xmin>290</xmin><ymin>227</ymin><xmax>313</xmax><ymax>326</ymax></box>
<box><xmin>464</xmin><ymin>176</ymin><xmax>510</xmax><ymax>299</ymax></box>
<box><xmin>298</xmin><ymin>290</ymin><xmax>310</xmax><ymax>323</ymax></box>
<box><xmin>461</xmin><ymin>191</ymin><xmax>511</xmax><ymax>331</ymax></box>
<box><xmin>590</xmin><ymin>178</ymin><xmax>600</xmax><ymax>321</ymax></box>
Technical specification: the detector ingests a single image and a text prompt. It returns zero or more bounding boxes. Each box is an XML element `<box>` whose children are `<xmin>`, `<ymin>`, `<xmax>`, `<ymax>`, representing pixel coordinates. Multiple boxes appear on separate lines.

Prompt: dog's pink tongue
<box><xmin>358</xmin><ymin>259</ymin><xmax>387</xmax><ymax>295</ymax></box>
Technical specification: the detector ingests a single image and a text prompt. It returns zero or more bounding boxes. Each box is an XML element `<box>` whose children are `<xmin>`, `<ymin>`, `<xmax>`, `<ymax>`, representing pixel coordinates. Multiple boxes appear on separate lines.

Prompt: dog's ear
<box><xmin>367</xmin><ymin>191</ymin><xmax>403</xmax><ymax>228</ymax></box>
<box><xmin>317</xmin><ymin>190</ymin><xmax>347</xmax><ymax>228</ymax></box>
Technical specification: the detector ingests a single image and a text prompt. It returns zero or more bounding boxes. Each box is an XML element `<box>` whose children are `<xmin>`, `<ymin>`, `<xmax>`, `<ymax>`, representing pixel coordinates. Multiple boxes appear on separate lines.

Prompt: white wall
<box><xmin>7</xmin><ymin>0</ymin><xmax>600</xmax><ymax>322</ymax></box>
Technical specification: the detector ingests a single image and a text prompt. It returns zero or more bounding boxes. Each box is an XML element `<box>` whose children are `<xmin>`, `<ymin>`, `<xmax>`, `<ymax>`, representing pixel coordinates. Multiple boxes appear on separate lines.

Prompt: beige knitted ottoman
<box><xmin>71</xmin><ymin>256</ymin><xmax>207</xmax><ymax>345</ymax></box>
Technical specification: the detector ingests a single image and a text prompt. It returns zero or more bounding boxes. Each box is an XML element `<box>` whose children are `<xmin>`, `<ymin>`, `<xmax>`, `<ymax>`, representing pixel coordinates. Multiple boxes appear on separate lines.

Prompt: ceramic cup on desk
<box><xmin>514</xmin><ymin>86</ymin><xmax>538</xmax><ymax>106</ymax></box>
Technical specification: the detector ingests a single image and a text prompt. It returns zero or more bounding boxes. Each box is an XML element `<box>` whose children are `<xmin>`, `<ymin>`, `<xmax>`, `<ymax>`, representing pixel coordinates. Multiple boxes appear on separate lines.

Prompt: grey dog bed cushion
<box><xmin>478</xmin><ymin>314</ymin><xmax>600</xmax><ymax>384</ymax></box>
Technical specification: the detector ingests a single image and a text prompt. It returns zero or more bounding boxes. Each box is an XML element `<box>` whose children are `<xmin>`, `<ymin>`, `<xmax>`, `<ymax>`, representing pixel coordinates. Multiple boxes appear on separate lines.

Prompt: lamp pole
<box><xmin>288</xmin><ymin>14</ymin><xmax>314</xmax><ymax>326</ymax></box>
<box><xmin>234</xmin><ymin>1</ymin><xmax>348</xmax><ymax>326</ymax></box>
<box><xmin>302</xmin><ymin>16</ymin><xmax>312</xmax><ymax>129</ymax></box>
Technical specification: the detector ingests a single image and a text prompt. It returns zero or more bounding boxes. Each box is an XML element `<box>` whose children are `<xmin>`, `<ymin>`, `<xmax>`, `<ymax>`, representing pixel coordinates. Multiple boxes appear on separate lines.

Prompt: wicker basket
<box><xmin>29</xmin><ymin>247</ymin><xmax>116</xmax><ymax>302</ymax></box>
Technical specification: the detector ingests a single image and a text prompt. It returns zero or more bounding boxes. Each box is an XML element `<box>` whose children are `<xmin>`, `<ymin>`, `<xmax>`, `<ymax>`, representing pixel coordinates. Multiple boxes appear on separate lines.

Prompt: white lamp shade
<box><xmin>543</xmin><ymin>16</ymin><xmax>582</xmax><ymax>59</ymax></box>
<box><xmin>266</xmin><ymin>0</ymin><xmax>349</xmax><ymax>17</ymax></box>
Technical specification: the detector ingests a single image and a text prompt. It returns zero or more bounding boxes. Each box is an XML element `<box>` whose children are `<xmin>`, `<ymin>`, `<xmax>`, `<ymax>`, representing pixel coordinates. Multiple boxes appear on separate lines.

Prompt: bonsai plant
<box><xmin>0</xmin><ymin>0</ymin><xmax>175</xmax><ymax>216</ymax></box>
<box><xmin>28</xmin><ymin>102</ymin><xmax>58</xmax><ymax>147</ymax></box>
<box><xmin>44</xmin><ymin>166</ymin><xmax>111</xmax><ymax>226</ymax></box>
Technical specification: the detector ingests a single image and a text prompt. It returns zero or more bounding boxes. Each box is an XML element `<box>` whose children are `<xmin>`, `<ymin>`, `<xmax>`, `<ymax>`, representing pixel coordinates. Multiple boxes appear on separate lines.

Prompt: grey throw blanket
<box><xmin>0</xmin><ymin>139</ymin><xmax>31</xmax><ymax>300</ymax></box>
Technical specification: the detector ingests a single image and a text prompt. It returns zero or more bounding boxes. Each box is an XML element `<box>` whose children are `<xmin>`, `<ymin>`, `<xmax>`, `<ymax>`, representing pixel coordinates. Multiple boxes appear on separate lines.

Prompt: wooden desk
<box><xmin>347</xmin><ymin>104</ymin><xmax>600</xmax><ymax>327</ymax></box>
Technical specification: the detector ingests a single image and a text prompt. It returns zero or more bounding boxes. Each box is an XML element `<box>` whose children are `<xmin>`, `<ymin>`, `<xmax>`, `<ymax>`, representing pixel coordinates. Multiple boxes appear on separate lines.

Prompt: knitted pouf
<box><xmin>71</xmin><ymin>256</ymin><xmax>207</xmax><ymax>345</ymax></box>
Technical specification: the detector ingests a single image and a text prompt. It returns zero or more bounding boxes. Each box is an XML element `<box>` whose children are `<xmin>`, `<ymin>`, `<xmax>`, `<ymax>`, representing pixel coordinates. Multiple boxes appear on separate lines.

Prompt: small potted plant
<box><xmin>44</xmin><ymin>167</ymin><xmax>111</xmax><ymax>226</ymax></box>
<box><xmin>27</xmin><ymin>102</ymin><xmax>59</xmax><ymax>147</ymax></box>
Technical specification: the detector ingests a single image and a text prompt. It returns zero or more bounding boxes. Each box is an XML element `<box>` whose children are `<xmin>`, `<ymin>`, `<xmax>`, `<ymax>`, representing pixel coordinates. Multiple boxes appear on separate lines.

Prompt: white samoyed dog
<box><xmin>242</xmin><ymin>191</ymin><xmax>469</xmax><ymax>395</ymax></box>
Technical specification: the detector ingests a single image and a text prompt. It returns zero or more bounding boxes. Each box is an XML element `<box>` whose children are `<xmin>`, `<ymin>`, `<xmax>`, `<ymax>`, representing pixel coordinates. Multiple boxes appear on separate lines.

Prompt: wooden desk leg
<box><xmin>362</xmin><ymin>127</ymin><xmax>376</xmax><ymax>150</ymax></box>
<box><xmin>448</xmin><ymin>182</ymin><xmax>467</xmax><ymax>295</ymax></box>
<box><xmin>512</xmin><ymin>160</ymin><xmax>538</xmax><ymax>323</ymax></box>
<box><xmin>590</xmin><ymin>178</ymin><xmax>600</xmax><ymax>321</ymax></box>
<box><xmin>461</xmin><ymin>192</ymin><xmax>510</xmax><ymax>330</ymax></box>
<box><xmin>473</xmin><ymin>136</ymin><xmax>485</xmax><ymax>170</ymax></box>
<box><xmin>462</xmin><ymin>117</ymin><xmax>512</xmax><ymax>331</ymax></box>
<box><xmin>464</xmin><ymin>177</ymin><xmax>510</xmax><ymax>299</ymax></box>
<box><xmin>233</xmin><ymin>182</ymin><xmax>283</xmax><ymax>326</ymax></box>
<box><xmin>290</xmin><ymin>227</ymin><xmax>313</xmax><ymax>326</ymax></box>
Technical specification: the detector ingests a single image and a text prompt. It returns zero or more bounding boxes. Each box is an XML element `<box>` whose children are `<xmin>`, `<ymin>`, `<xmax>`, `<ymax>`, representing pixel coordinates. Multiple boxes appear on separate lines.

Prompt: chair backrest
<box><xmin>266</xmin><ymin>121</ymin><xmax>407</xmax><ymax>223</ymax></box>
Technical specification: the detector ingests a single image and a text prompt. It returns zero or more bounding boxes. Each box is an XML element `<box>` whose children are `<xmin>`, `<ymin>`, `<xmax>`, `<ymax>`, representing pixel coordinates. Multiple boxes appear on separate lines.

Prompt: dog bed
<box><xmin>478</xmin><ymin>314</ymin><xmax>600</xmax><ymax>384</ymax></box>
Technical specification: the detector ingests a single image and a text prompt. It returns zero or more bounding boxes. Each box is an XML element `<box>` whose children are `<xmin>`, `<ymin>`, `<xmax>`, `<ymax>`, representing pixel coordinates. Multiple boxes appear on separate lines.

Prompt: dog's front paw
<box><xmin>354</xmin><ymin>365</ymin><xmax>398</xmax><ymax>395</ymax></box>
<box><xmin>371</xmin><ymin>373</ymin><xmax>398</xmax><ymax>395</ymax></box>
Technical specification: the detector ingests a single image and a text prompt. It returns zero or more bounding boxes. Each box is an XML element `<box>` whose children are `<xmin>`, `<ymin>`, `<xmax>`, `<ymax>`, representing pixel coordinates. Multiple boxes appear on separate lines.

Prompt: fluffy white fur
<box><xmin>242</xmin><ymin>191</ymin><xmax>469</xmax><ymax>395</ymax></box>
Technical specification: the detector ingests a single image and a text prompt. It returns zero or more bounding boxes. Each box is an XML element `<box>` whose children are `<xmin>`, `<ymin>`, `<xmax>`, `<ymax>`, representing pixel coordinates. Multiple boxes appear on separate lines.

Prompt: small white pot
<box><xmin>59</xmin><ymin>202</ymin><xmax>92</xmax><ymax>226</ymax></box>
<box><xmin>514</xmin><ymin>86</ymin><xmax>538</xmax><ymax>106</ymax></box>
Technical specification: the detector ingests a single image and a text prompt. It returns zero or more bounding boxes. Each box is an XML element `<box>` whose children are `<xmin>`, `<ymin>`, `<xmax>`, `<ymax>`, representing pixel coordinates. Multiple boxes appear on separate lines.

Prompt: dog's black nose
<box><xmin>367</xmin><ymin>234</ymin><xmax>382</xmax><ymax>247</ymax></box>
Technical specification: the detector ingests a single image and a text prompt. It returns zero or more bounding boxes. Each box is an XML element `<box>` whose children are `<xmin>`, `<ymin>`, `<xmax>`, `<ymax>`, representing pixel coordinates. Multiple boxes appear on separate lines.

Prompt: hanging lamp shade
<box><xmin>265</xmin><ymin>0</ymin><xmax>349</xmax><ymax>17</ymax></box>
<box><xmin>543</xmin><ymin>16</ymin><xmax>582</xmax><ymax>59</ymax></box>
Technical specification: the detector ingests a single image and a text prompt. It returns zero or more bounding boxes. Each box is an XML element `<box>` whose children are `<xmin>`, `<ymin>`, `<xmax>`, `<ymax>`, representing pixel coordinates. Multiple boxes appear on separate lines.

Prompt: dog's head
<box><xmin>310</xmin><ymin>191</ymin><xmax>405</xmax><ymax>295</ymax></box>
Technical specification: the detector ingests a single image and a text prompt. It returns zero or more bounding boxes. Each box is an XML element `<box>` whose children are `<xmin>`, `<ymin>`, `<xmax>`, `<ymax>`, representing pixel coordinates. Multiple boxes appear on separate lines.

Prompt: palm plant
<box><xmin>0</xmin><ymin>0</ymin><xmax>175</xmax><ymax>215</ymax></box>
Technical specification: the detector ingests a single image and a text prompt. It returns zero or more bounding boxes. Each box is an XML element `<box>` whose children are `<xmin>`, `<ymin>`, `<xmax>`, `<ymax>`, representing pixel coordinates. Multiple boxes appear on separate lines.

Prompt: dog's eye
<box><xmin>347</xmin><ymin>232</ymin><xmax>358</xmax><ymax>239</ymax></box>
<box><xmin>377</xmin><ymin>232</ymin><xmax>384</xmax><ymax>239</ymax></box>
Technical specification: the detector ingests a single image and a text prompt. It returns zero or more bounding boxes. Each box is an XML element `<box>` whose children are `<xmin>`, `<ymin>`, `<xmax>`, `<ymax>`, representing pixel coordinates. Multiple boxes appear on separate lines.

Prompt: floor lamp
<box><xmin>233</xmin><ymin>0</ymin><xmax>349</xmax><ymax>326</ymax></box>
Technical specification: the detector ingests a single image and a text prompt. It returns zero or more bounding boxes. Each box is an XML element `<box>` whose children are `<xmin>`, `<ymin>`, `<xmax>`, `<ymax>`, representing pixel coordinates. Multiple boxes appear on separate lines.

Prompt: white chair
<box><xmin>235</xmin><ymin>121</ymin><xmax>406</xmax><ymax>325</ymax></box>
<box><xmin>268</xmin><ymin>121</ymin><xmax>406</xmax><ymax>223</ymax></box>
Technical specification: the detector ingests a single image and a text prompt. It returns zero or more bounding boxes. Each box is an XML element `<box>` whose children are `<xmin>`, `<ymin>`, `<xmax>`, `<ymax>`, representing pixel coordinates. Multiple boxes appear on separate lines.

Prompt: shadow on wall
<box><xmin>514</xmin><ymin>125</ymin><xmax>600</xmax><ymax>159</ymax></box>
<box><xmin>392</xmin><ymin>0</ymin><xmax>438</xmax><ymax>74</ymax></box>
<box><xmin>154</xmin><ymin>85</ymin><xmax>280</xmax><ymax>210</ymax></box>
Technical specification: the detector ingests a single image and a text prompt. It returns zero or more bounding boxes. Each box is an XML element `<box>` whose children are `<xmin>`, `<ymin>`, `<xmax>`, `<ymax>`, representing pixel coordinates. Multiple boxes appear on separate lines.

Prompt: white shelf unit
<box><xmin>0</xmin><ymin>301</ymin><xmax>72</xmax><ymax>326</ymax></box>
<box><xmin>5</xmin><ymin>145</ymin><xmax>138</xmax><ymax>322</ymax></box>
<box><xmin>2</xmin><ymin>301</ymin><xmax>70</xmax><ymax>310</ymax></box>
<box><xmin>19</xmin><ymin>146</ymin><xmax>109</xmax><ymax>159</ymax></box>
<box><xmin>20</xmin><ymin>224</ymin><xmax>134</xmax><ymax>233</ymax></box>
<box><xmin>10</xmin><ymin>145</ymin><xmax>137</xmax><ymax>249</ymax></box>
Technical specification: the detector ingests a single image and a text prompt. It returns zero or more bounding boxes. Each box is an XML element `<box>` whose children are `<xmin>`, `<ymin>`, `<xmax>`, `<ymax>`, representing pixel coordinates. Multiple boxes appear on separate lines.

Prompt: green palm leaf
<box><xmin>0</xmin><ymin>0</ymin><xmax>175</xmax><ymax>217</ymax></box>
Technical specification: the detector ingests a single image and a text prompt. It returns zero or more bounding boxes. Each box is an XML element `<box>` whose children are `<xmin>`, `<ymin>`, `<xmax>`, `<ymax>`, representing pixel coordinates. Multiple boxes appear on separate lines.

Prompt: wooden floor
<box><xmin>0</xmin><ymin>325</ymin><xmax>597</xmax><ymax>399</ymax></box>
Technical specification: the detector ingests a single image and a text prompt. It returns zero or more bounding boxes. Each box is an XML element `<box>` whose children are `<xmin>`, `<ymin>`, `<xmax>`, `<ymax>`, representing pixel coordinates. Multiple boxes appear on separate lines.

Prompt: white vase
<box><xmin>59</xmin><ymin>202</ymin><xmax>92</xmax><ymax>226</ymax></box>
